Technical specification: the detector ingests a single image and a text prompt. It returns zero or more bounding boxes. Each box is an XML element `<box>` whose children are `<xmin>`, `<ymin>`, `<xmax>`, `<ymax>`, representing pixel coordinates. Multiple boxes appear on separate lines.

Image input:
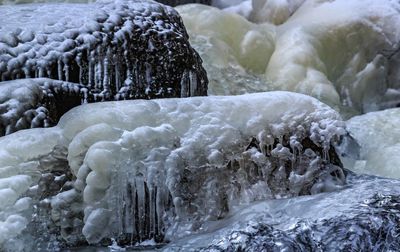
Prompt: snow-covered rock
<box><xmin>0</xmin><ymin>91</ymin><xmax>346</xmax><ymax>249</ymax></box>
<box><xmin>0</xmin><ymin>0</ymin><xmax>208</xmax><ymax>100</ymax></box>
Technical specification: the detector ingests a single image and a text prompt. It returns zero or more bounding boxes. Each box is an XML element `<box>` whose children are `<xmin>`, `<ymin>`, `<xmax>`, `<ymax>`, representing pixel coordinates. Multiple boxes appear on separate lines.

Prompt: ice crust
<box><xmin>0</xmin><ymin>0</ymin><xmax>208</xmax><ymax>100</ymax></box>
<box><xmin>0</xmin><ymin>92</ymin><xmax>346</xmax><ymax>248</ymax></box>
<box><xmin>346</xmin><ymin>108</ymin><xmax>400</xmax><ymax>179</ymax></box>
<box><xmin>178</xmin><ymin>0</ymin><xmax>400</xmax><ymax>114</ymax></box>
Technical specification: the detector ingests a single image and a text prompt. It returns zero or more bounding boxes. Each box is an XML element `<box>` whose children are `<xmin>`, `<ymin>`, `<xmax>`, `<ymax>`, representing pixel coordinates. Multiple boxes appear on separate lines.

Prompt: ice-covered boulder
<box><xmin>0</xmin><ymin>0</ymin><xmax>208</xmax><ymax>100</ymax></box>
<box><xmin>0</xmin><ymin>92</ymin><xmax>346</xmax><ymax>249</ymax></box>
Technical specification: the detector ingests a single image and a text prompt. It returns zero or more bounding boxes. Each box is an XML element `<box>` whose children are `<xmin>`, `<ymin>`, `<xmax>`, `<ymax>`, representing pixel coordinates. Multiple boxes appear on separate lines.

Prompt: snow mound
<box><xmin>0</xmin><ymin>91</ymin><xmax>346</xmax><ymax>248</ymax></box>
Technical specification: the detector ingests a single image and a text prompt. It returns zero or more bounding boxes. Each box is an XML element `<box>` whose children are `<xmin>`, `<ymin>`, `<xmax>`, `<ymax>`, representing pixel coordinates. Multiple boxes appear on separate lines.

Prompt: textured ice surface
<box><xmin>0</xmin><ymin>92</ymin><xmax>346</xmax><ymax>249</ymax></box>
<box><xmin>346</xmin><ymin>108</ymin><xmax>400</xmax><ymax>179</ymax></box>
<box><xmin>164</xmin><ymin>173</ymin><xmax>400</xmax><ymax>251</ymax></box>
<box><xmin>178</xmin><ymin>0</ymin><xmax>400</xmax><ymax>115</ymax></box>
<box><xmin>0</xmin><ymin>0</ymin><xmax>207</xmax><ymax>100</ymax></box>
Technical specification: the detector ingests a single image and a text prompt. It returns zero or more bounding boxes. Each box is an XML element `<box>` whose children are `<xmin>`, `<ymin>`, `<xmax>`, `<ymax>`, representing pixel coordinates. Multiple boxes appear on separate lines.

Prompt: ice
<box><xmin>164</xmin><ymin>174</ymin><xmax>400</xmax><ymax>251</ymax></box>
<box><xmin>250</xmin><ymin>0</ymin><xmax>305</xmax><ymax>24</ymax></box>
<box><xmin>0</xmin><ymin>78</ymin><xmax>89</xmax><ymax>136</ymax></box>
<box><xmin>177</xmin><ymin>0</ymin><xmax>400</xmax><ymax>114</ymax></box>
<box><xmin>0</xmin><ymin>91</ymin><xmax>346</xmax><ymax>249</ymax></box>
<box><xmin>346</xmin><ymin>108</ymin><xmax>400</xmax><ymax>179</ymax></box>
<box><xmin>0</xmin><ymin>0</ymin><xmax>208</xmax><ymax>101</ymax></box>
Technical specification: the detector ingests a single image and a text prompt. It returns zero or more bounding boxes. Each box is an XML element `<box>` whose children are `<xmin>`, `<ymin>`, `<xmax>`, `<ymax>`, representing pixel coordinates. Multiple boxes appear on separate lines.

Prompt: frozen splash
<box><xmin>0</xmin><ymin>92</ymin><xmax>346</xmax><ymax>249</ymax></box>
<box><xmin>0</xmin><ymin>0</ymin><xmax>207</xmax><ymax>100</ymax></box>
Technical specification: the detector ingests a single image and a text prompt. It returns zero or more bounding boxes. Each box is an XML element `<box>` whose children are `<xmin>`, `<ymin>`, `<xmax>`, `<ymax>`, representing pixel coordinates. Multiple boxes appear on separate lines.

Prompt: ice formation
<box><xmin>178</xmin><ymin>0</ymin><xmax>400</xmax><ymax>114</ymax></box>
<box><xmin>0</xmin><ymin>0</ymin><xmax>207</xmax><ymax>100</ymax></box>
<box><xmin>0</xmin><ymin>92</ymin><xmax>346</xmax><ymax>249</ymax></box>
<box><xmin>346</xmin><ymin>108</ymin><xmax>400</xmax><ymax>179</ymax></box>
<box><xmin>164</xmin><ymin>174</ymin><xmax>400</xmax><ymax>251</ymax></box>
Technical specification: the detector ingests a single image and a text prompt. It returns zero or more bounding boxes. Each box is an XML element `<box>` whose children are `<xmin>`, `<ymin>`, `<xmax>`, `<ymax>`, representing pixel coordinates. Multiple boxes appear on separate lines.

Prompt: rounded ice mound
<box><xmin>0</xmin><ymin>0</ymin><xmax>208</xmax><ymax>100</ymax></box>
<box><xmin>346</xmin><ymin>108</ymin><xmax>400</xmax><ymax>179</ymax></box>
<box><xmin>0</xmin><ymin>91</ymin><xmax>347</xmax><ymax>249</ymax></box>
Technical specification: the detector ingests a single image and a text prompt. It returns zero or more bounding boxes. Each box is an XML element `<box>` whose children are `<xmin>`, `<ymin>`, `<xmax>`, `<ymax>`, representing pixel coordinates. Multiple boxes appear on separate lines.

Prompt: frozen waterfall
<box><xmin>1</xmin><ymin>0</ymin><xmax>400</xmax><ymax>251</ymax></box>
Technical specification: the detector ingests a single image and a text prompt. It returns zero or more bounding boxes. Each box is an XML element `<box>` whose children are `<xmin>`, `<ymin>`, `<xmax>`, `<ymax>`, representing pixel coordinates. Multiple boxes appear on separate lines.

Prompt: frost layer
<box><xmin>0</xmin><ymin>0</ymin><xmax>207</xmax><ymax>100</ymax></box>
<box><xmin>0</xmin><ymin>92</ymin><xmax>346</xmax><ymax>248</ymax></box>
<box><xmin>178</xmin><ymin>0</ymin><xmax>400</xmax><ymax>114</ymax></box>
<box><xmin>346</xmin><ymin>108</ymin><xmax>400</xmax><ymax>179</ymax></box>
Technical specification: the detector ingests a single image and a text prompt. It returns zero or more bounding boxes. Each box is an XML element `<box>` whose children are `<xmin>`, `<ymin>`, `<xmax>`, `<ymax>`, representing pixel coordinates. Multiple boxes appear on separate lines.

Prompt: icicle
<box><xmin>77</xmin><ymin>53</ymin><xmax>83</xmax><ymax>84</ymax></box>
<box><xmin>149</xmin><ymin>186</ymin><xmax>156</xmax><ymax>238</ymax></box>
<box><xmin>58</xmin><ymin>60</ymin><xmax>63</xmax><ymax>80</ymax></box>
<box><xmin>103</xmin><ymin>48</ymin><xmax>111</xmax><ymax>92</ymax></box>
<box><xmin>180</xmin><ymin>69</ymin><xmax>189</xmax><ymax>97</ymax></box>
<box><xmin>135</xmin><ymin>175</ymin><xmax>146</xmax><ymax>242</ymax></box>
<box><xmin>46</xmin><ymin>68</ymin><xmax>52</xmax><ymax>78</ymax></box>
<box><xmin>38</xmin><ymin>67</ymin><xmax>44</xmax><ymax>78</ymax></box>
<box><xmin>64</xmin><ymin>65</ymin><xmax>70</xmax><ymax>82</ymax></box>
<box><xmin>156</xmin><ymin>187</ymin><xmax>165</xmax><ymax>239</ymax></box>
<box><xmin>115</xmin><ymin>64</ymin><xmax>120</xmax><ymax>94</ymax></box>
<box><xmin>189</xmin><ymin>70</ymin><xmax>197</xmax><ymax>96</ymax></box>
<box><xmin>88</xmin><ymin>52</ymin><xmax>94</xmax><ymax>88</ymax></box>
<box><xmin>23</xmin><ymin>68</ymin><xmax>30</xmax><ymax>78</ymax></box>
<box><xmin>95</xmin><ymin>61</ymin><xmax>101</xmax><ymax>89</ymax></box>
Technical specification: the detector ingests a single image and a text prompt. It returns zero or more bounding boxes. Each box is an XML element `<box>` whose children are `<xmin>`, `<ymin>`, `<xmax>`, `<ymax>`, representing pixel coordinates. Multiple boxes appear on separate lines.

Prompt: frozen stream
<box><xmin>1</xmin><ymin>0</ymin><xmax>400</xmax><ymax>251</ymax></box>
